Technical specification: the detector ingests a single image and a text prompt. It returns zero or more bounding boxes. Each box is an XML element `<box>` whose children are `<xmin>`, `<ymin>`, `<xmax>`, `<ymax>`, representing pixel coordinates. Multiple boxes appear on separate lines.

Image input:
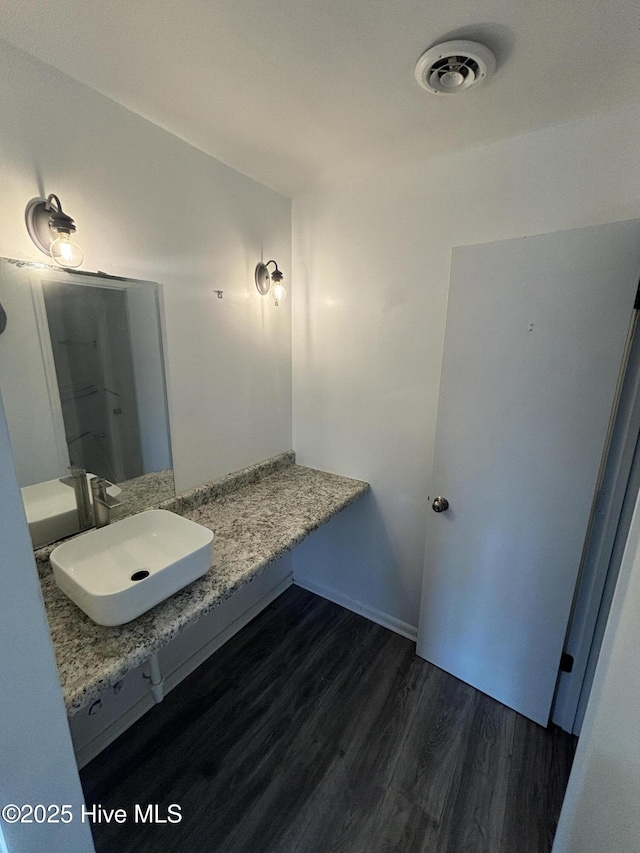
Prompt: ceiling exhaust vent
<box><xmin>415</xmin><ymin>40</ymin><xmax>496</xmax><ymax>95</ymax></box>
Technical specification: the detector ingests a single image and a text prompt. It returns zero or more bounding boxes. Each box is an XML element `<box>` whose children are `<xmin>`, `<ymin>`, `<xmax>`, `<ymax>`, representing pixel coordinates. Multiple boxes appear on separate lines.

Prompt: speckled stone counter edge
<box><xmin>34</xmin><ymin>451</ymin><xmax>295</xmax><ymax>577</ymax></box>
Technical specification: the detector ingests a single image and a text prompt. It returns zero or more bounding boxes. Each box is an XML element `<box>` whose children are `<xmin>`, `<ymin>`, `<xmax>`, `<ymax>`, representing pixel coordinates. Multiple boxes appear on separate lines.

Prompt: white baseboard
<box><xmin>293</xmin><ymin>577</ymin><xmax>417</xmax><ymax>642</ymax></box>
<box><xmin>74</xmin><ymin>575</ymin><xmax>293</xmax><ymax>768</ymax></box>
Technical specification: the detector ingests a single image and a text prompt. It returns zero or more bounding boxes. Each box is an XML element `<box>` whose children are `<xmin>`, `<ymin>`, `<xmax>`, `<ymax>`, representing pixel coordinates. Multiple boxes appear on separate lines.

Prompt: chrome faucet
<box><xmin>90</xmin><ymin>477</ymin><xmax>123</xmax><ymax>528</ymax></box>
<box><xmin>68</xmin><ymin>466</ymin><xmax>93</xmax><ymax>531</ymax></box>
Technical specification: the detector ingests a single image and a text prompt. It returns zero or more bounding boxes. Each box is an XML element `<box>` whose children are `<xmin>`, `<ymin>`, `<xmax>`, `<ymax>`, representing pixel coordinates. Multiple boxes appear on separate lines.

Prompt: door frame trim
<box><xmin>552</xmin><ymin>309</ymin><xmax>640</xmax><ymax>733</ymax></box>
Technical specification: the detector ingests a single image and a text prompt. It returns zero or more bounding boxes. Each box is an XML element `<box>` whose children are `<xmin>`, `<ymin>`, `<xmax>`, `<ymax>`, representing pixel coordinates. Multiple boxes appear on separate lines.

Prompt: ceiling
<box><xmin>0</xmin><ymin>0</ymin><xmax>639</xmax><ymax>197</ymax></box>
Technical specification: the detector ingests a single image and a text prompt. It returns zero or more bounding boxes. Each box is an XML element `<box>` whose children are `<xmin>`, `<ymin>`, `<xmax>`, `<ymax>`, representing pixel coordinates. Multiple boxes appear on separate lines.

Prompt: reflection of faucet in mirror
<box><xmin>68</xmin><ymin>466</ymin><xmax>93</xmax><ymax>531</ymax></box>
<box><xmin>91</xmin><ymin>476</ymin><xmax>123</xmax><ymax>528</ymax></box>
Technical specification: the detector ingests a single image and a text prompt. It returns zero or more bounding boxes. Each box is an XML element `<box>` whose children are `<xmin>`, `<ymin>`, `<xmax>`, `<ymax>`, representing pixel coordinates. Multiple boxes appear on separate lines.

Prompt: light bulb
<box><xmin>49</xmin><ymin>232</ymin><xmax>84</xmax><ymax>268</ymax></box>
<box><xmin>272</xmin><ymin>282</ymin><xmax>286</xmax><ymax>304</ymax></box>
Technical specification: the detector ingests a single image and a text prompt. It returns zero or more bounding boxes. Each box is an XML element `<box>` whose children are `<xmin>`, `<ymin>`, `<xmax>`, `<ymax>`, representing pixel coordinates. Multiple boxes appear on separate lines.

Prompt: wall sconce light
<box><xmin>25</xmin><ymin>194</ymin><xmax>84</xmax><ymax>268</ymax></box>
<box><xmin>255</xmin><ymin>260</ymin><xmax>287</xmax><ymax>305</ymax></box>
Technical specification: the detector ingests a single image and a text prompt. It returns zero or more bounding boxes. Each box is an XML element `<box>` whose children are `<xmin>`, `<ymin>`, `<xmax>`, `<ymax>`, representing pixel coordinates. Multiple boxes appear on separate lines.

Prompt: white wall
<box><xmin>0</xmin><ymin>393</ymin><xmax>93</xmax><ymax>853</ymax></box>
<box><xmin>0</xmin><ymin>38</ymin><xmax>292</xmax><ymax>494</ymax></box>
<box><xmin>552</xmin><ymin>487</ymin><xmax>640</xmax><ymax>852</ymax></box>
<box><xmin>292</xmin><ymin>100</ymin><xmax>640</xmax><ymax>629</ymax></box>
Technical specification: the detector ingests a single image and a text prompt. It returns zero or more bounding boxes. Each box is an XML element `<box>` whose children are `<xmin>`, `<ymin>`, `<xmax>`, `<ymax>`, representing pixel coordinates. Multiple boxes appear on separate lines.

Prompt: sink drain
<box><xmin>131</xmin><ymin>570</ymin><xmax>150</xmax><ymax>581</ymax></box>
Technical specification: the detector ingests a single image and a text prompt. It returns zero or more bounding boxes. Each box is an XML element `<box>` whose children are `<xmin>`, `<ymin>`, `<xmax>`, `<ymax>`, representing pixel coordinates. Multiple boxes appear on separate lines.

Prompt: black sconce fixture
<box><xmin>255</xmin><ymin>259</ymin><xmax>287</xmax><ymax>305</ymax></box>
<box><xmin>25</xmin><ymin>194</ymin><xmax>84</xmax><ymax>268</ymax></box>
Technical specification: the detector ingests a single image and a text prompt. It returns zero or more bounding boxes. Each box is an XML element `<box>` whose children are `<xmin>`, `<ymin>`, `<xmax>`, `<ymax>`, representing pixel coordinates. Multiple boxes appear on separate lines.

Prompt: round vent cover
<box><xmin>415</xmin><ymin>40</ymin><xmax>496</xmax><ymax>95</ymax></box>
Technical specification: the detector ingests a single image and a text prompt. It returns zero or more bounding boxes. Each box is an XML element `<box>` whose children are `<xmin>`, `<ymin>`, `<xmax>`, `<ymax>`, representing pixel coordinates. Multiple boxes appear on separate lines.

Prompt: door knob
<box><xmin>432</xmin><ymin>496</ymin><xmax>449</xmax><ymax>513</ymax></box>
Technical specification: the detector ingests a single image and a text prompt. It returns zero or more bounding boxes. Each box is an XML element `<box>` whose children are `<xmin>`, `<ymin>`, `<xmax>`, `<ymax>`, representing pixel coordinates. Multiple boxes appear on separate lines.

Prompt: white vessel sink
<box><xmin>50</xmin><ymin>509</ymin><xmax>214</xmax><ymax>626</ymax></box>
<box><xmin>22</xmin><ymin>474</ymin><xmax>122</xmax><ymax>549</ymax></box>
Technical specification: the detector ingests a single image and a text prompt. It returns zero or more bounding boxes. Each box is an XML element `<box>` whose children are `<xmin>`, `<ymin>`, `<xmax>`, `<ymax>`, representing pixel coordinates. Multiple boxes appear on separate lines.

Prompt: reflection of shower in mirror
<box><xmin>43</xmin><ymin>280</ymin><xmax>143</xmax><ymax>483</ymax></box>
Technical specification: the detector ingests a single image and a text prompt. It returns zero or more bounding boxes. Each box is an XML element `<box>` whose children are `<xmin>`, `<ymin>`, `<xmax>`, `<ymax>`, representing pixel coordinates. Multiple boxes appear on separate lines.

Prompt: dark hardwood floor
<box><xmin>80</xmin><ymin>586</ymin><xmax>576</xmax><ymax>853</ymax></box>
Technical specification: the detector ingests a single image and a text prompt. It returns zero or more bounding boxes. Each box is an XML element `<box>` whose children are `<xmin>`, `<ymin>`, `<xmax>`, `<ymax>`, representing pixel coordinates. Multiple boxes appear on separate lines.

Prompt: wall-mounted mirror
<box><xmin>0</xmin><ymin>258</ymin><xmax>174</xmax><ymax>548</ymax></box>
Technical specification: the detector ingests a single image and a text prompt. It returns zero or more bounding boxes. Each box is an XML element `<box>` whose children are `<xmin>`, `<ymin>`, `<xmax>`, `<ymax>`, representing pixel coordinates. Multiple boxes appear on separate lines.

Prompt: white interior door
<box><xmin>417</xmin><ymin>220</ymin><xmax>640</xmax><ymax>726</ymax></box>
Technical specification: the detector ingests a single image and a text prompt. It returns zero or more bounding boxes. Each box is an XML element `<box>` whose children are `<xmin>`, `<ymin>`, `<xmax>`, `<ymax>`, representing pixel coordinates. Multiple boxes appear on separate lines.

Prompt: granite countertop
<box><xmin>38</xmin><ymin>454</ymin><xmax>369</xmax><ymax>716</ymax></box>
<box><xmin>116</xmin><ymin>469</ymin><xmax>175</xmax><ymax>519</ymax></box>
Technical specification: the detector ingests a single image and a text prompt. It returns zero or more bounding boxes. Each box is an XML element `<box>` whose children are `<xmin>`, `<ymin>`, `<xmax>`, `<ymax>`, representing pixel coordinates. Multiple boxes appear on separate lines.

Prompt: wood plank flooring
<box><xmin>80</xmin><ymin>586</ymin><xmax>576</xmax><ymax>853</ymax></box>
